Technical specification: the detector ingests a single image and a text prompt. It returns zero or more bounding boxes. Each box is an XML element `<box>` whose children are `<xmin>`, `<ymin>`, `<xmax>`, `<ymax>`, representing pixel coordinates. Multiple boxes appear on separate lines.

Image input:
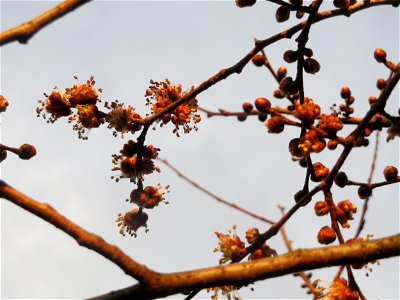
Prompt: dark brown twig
<box><xmin>0</xmin><ymin>0</ymin><xmax>92</xmax><ymax>46</ymax></box>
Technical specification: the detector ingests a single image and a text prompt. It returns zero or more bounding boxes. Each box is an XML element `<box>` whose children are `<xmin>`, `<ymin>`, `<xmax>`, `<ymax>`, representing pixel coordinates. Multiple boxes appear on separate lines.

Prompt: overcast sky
<box><xmin>1</xmin><ymin>1</ymin><xmax>399</xmax><ymax>299</ymax></box>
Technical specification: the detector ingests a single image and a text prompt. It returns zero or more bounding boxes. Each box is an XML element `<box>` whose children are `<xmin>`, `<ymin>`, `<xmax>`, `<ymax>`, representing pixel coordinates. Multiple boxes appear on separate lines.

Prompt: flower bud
<box><xmin>358</xmin><ymin>186</ymin><xmax>372</xmax><ymax>199</ymax></box>
<box><xmin>266</xmin><ymin>116</ymin><xmax>285</xmax><ymax>133</ymax></box>
<box><xmin>374</xmin><ymin>48</ymin><xmax>387</xmax><ymax>63</ymax></box>
<box><xmin>317</xmin><ymin>226</ymin><xmax>336</xmax><ymax>244</ymax></box>
<box><xmin>333</xmin><ymin>0</ymin><xmax>350</xmax><ymax>8</ymax></box>
<box><xmin>383</xmin><ymin>166</ymin><xmax>398</xmax><ymax>182</ymax></box>
<box><xmin>283</xmin><ymin>50</ymin><xmax>298</xmax><ymax>63</ymax></box>
<box><xmin>334</xmin><ymin>172</ymin><xmax>348</xmax><ymax>188</ymax></box>
<box><xmin>273</xmin><ymin>89</ymin><xmax>284</xmax><ymax>99</ymax></box>
<box><xmin>0</xmin><ymin>95</ymin><xmax>9</xmax><ymax>113</ymax></box>
<box><xmin>314</xmin><ymin>201</ymin><xmax>330</xmax><ymax>216</ymax></box>
<box><xmin>242</xmin><ymin>102</ymin><xmax>254</xmax><ymax>113</ymax></box>
<box><xmin>340</xmin><ymin>86</ymin><xmax>351</xmax><ymax>99</ymax></box>
<box><xmin>0</xmin><ymin>150</ymin><xmax>7</xmax><ymax>162</ymax></box>
<box><xmin>18</xmin><ymin>144</ymin><xmax>37</xmax><ymax>160</ymax></box>
<box><xmin>303</xmin><ymin>58</ymin><xmax>320</xmax><ymax>74</ymax></box>
<box><xmin>279</xmin><ymin>77</ymin><xmax>299</xmax><ymax>95</ymax></box>
<box><xmin>275</xmin><ymin>5</ymin><xmax>290</xmax><ymax>23</ymax></box>
<box><xmin>376</xmin><ymin>78</ymin><xmax>386</xmax><ymax>90</ymax></box>
<box><xmin>277</xmin><ymin>66</ymin><xmax>287</xmax><ymax>82</ymax></box>
<box><xmin>254</xmin><ymin>97</ymin><xmax>271</xmax><ymax>113</ymax></box>
<box><xmin>235</xmin><ymin>0</ymin><xmax>256</xmax><ymax>7</ymax></box>
<box><xmin>304</xmin><ymin>48</ymin><xmax>313</xmax><ymax>58</ymax></box>
<box><xmin>252</xmin><ymin>54</ymin><xmax>265</xmax><ymax>67</ymax></box>
<box><xmin>311</xmin><ymin>162</ymin><xmax>329</xmax><ymax>182</ymax></box>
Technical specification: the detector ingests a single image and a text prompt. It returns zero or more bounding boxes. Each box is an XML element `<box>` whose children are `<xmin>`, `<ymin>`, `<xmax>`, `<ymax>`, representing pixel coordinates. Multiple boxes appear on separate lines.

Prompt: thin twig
<box><xmin>157</xmin><ymin>158</ymin><xmax>275</xmax><ymax>224</ymax></box>
<box><xmin>0</xmin><ymin>0</ymin><xmax>92</xmax><ymax>46</ymax></box>
<box><xmin>354</xmin><ymin>131</ymin><xmax>380</xmax><ymax>238</ymax></box>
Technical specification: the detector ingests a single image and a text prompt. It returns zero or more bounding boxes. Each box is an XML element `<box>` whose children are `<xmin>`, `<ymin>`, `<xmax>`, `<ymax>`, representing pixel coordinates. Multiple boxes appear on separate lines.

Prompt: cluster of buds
<box><xmin>111</xmin><ymin>140</ymin><xmax>160</xmax><ymax>183</ymax></box>
<box><xmin>105</xmin><ymin>100</ymin><xmax>143</xmax><ymax>137</ymax></box>
<box><xmin>129</xmin><ymin>184</ymin><xmax>169</xmax><ymax>209</ymax></box>
<box><xmin>315</xmin><ymin>278</ymin><xmax>359</xmax><ymax>300</ymax></box>
<box><xmin>145</xmin><ymin>79</ymin><xmax>201</xmax><ymax>136</ymax></box>
<box><xmin>283</xmin><ymin>48</ymin><xmax>320</xmax><ymax>75</ymax></box>
<box><xmin>293</xmin><ymin>98</ymin><xmax>321</xmax><ymax>124</ymax></box>
<box><xmin>294</xmin><ymin>129</ymin><xmax>326</xmax><ymax>157</ymax></box>
<box><xmin>245</xmin><ymin>228</ymin><xmax>277</xmax><ymax>260</ymax></box>
<box><xmin>116</xmin><ymin>208</ymin><xmax>149</xmax><ymax>237</ymax></box>
<box><xmin>338</xmin><ymin>86</ymin><xmax>355</xmax><ymax>118</ymax></box>
<box><xmin>214</xmin><ymin>226</ymin><xmax>246</xmax><ymax>264</ymax></box>
<box><xmin>336</xmin><ymin>200</ymin><xmax>357</xmax><ymax>228</ymax></box>
<box><xmin>214</xmin><ymin>226</ymin><xmax>276</xmax><ymax>264</ymax></box>
<box><xmin>37</xmin><ymin>76</ymin><xmax>104</xmax><ymax>139</ymax></box>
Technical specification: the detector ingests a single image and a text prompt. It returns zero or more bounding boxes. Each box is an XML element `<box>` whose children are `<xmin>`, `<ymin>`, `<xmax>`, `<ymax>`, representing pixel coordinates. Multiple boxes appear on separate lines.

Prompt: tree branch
<box><xmin>0</xmin><ymin>180</ymin><xmax>157</xmax><ymax>282</ymax></box>
<box><xmin>88</xmin><ymin>234</ymin><xmax>400</xmax><ymax>300</ymax></box>
<box><xmin>0</xmin><ymin>0</ymin><xmax>92</xmax><ymax>46</ymax></box>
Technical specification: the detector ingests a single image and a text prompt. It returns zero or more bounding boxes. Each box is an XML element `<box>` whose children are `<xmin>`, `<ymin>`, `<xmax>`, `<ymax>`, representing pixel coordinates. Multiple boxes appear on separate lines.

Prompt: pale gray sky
<box><xmin>1</xmin><ymin>1</ymin><xmax>399</xmax><ymax>299</ymax></box>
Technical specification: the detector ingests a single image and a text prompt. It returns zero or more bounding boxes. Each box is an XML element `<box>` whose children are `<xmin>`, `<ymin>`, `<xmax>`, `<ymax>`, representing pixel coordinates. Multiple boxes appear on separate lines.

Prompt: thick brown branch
<box><xmin>88</xmin><ymin>234</ymin><xmax>400</xmax><ymax>300</ymax></box>
<box><xmin>0</xmin><ymin>180</ymin><xmax>157</xmax><ymax>282</ymax></box>
<box><xmin>0</xmin><ymin>0</ymin><xmax>92</xmax><ymax>46</ymax></box>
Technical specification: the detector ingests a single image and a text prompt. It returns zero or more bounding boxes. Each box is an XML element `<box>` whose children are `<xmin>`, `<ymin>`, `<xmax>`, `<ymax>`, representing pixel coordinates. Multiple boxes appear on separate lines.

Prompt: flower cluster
<box><xmin>129</xmin><ymin>184</ymin><xmax>169</xmax><ymax>209</ymax></box>
<box><xmin>105</xmin><ymin>101</ymin><xmax>143</xmax><ymax>137</ymax></box>
<box><xmin>293</xmin><ymin>98</ymin><xmax>321</xmax><ymax>124</ymax></box>
<box><xmin>214</xmin><ymin>226</ymin><xmax>276</xmax><ymax>264</ymax></box>
<box><xmin>112</xmin><ymin>140</ymin><xmax>160</xmax><ymax>183</ymax></box>
<box><xmin>145</xmin><ymin>79</ymin><xmax>201</xmax><ymax>136</ymax></box>
<box><xmin>116</xmin><ymin>208</ymin><xmax>149</xmax><ymax>237</ymax></box>
<box><xmin>37</xmin><ymin>76</ymin><xmax>104</xmax><ymax>139</ymax></box>
<box><xmin>315</xmin><ymin>278</ymin><xmax>359</xmax><ymax>300</ymax></box>
<box><xmin>318</xmin><ymin>113</ymin><xmax>343</xmax><ymax>136</ymax></box>
<box><xmin>336</xmin><ymin>200</ymin><xmax>357</xmax><ymax>228</ymax></box>
<box><xmin>214</xmin><ymin>226</ymin><xmax>246</xmax><ymax>264</ymax></box>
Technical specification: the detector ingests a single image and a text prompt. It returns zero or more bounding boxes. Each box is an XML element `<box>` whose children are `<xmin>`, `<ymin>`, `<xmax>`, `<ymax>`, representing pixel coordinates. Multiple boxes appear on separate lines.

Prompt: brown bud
<box><xmin>258</xmin><ymin>113</ymin><xmax>268</xmax><ymax>122</ymax></box>
<box><xmin>237</xmin><ymin>114</ymin><xmax>247</xmax><ymax>122</ymax></box>
<box><xmin>283</xmin><ymin>50</ymin><xmax>298</xmax><ymax>63</ymax></box>
<box><xmin>358</xmin><ymin>186</ymin><xmax>372</xmax><ymax>199</ymax></box>
<box><xmin>294</xmin><ymin>189</ymin><xmax>310</xmax><ymax>206</ymax></box>
<box><xmin>289</xmin><ymin>138</ymin><xmax>303</xmax><ymax>157</ymax></box>
<box><xmin>340</xmin><ymin>86</ymin><xmax>351</xmax><ymax>99</ymax></box>
<box><xmin>0</xmin><ymin>150</ymin><xmax>7</xmax><ymax>162</ymax></box>
<box><xmin>242</xmin><ymin>102</ymin><xmax>254</xmax><ymax>113</ymax></box>
<box><xmin>266</xmin><ymin>116</ymin><xmax>285</xmax><ymax>133</ymax></box>
<box><xmin>252</xmin><ymin>54</ymin><xmax>265</xmax><ymax>67</ymax></box>
<box><xmin>334</xmin><ymin>172</ymin><xmax>348</xmax><ymax>188</ymax></box>
<box><xmin>18</xmin><ymin>144</ymin><xmax>37</xmax><ymax>160</ymax></box>
<box><xmin>314</xmin><ymin>201</ymin><xmax>330</xmax><ymax>216</ymax></box>
<box><xmin>273</xmin><ymin>89</ymin><xmax>284</xmax><ymax>99</ymax></box>
<box><xmin>311</xmin><ymin>162</ymin><xmax>329</xmax><ymax>182</ymax></box>
<box><xmin>304</xmin><ymin>58</ymin><xmax>320</xmax><ymax>74</ymax></box>
<box><xmin>327</xmin><ymin>139</ymin><xmax>339</xmax><ymax>150</ymax></box>
<box><xmin>304</xmin><ymin>48</ymin><xmax>313</xmax><ymax>58</ymax></box>
<box><xmin>383</xmin><ymin>166</ymin><xmax>398</xmax><ymax>182</ymax></box>
<box><xmin>296</xmin><ymin>10</ymin><xmax>304</xmax><ymax>19</ymax></box>
<box><xmin>374</xmin><ymin>48</ymin><xmax>387</xmax><ymax>63</ymax></box>
<box><xmin>254</xmin><ymin>97</ymin><xmax>271</xmax><ymax>113</ymax></box>
<box><xmin>376</xmin><ymin>78</ymin><xmax>386</xmax><ymax>90</ymax></box>
<box><xmin>279</xmin><ymin>77</ymin><xmax>299</xmax><ymax>95</ymax></box>
<box><xmin>317</xmin><ymin>226</ymin><xmax>337</xmax><ymax>244</ymax></box>
<box><xmin>235</xmin><ymin>0</ymin><xmax>257</xmax><ymax>7</ymax></box>
<box><xmin>277</xmin><ymin>66</ymin><xmax>287</xmax><ymax>82</ymax></box>
<box><xmin>275</xmin><ymin>5</ymin><xmax>290</xmax><ymax>23</ymax></box>
<box><xmin>333</xmin><ymin>0</ymin><xmax>350</xmax><ymax>8</ymax></box>
<box><xmin>368</xmin><ymin>96</ymin><xmax>377</xmax><ymax>105</ymax></box>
